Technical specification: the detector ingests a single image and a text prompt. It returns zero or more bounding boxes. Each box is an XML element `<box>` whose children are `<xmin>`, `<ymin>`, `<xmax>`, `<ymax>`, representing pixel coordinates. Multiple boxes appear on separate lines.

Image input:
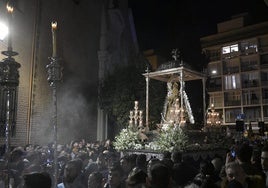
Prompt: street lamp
<box><xmin>46</xmin><ymin>21</ymin><xmax>63</xmax><ymax>188</ymax></box>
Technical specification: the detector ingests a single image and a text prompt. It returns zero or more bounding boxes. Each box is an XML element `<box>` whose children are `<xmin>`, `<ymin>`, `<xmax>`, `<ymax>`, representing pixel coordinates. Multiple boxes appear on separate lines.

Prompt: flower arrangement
<box><xmin>113</xmin><ymin>127</ymin><xmax>143</xmax><ymax>151</ymax></box>
<box><xmin>113</xmin><ymin>124</ymin><xmax>189</xmax><ymax>152</ymax></box>
<box><xmin>149</xmin><ymin>126</ymin><xmax>188</xmax><ymax>152</ymax></box>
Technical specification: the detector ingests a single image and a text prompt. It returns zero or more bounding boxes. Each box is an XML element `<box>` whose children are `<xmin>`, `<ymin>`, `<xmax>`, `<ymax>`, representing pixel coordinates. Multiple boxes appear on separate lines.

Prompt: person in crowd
<box><xmin>235</xmin><ymin>142</ymin><xmax>263</xmax><ymax>176</ymax></box>
<box><xmin>104</xmin><ymin>163</ymin><xmax>125</xmax><ymax>188</ymax></box>
<box><xmin>172</xmin><ymin>162</ymin><xmax>198</xmax><ymax>187</ymax></box>
<box><xmin>120</xmin><ymin>155</ymin><xmax>136</xmax><ymax>182</ymax></box>
<box><xmin>146</xmin><ymin>158</ymin><xmax>160</xmax><ymax>179</ymax></box>
<box><xmin>23</xmin><ymin>172</ymin><xmax>52</xmax><ymax>188</ymax></box>
<box><xmin>88</xmin><ymin>171</ymin><xmax>105</xmax><ymax>188</ymax></box>
<box><xmin>57</xmin><ymin>158</ymin><xmax>86</xmax><ymax>188</ymax></box>
<box><xmin>147</xmin><ymin>162</ymin><xmax>171</xmax><ymax>188</ymax></box>
<box><xmin>211</xmin><ymin>156</ymin><xmax>224</xmax><ymax>177</ymax></box>
<box><xmin>221</xmin><ymin>161</ymin><xmax>264</xmax><ymax>188</ymax></box>
<box><xmin>9</xmin><ymin>147</ymin><xmax>26</xmax><ymax>187</ymax></box>
<box><xmin>135</xmin><ymin>154</ymin><xmax>147</xmax><ymax>173</ymax></box>
<box><xmin>261</xmin><ymin>144</ymin><xmax>268</xmax><ymax>188</ymax></box>
<box><xmin>191</xmin><ymin>160</ymin><xmax>220</xmax><ymax>188</ymax></box>
<box><xmin>125</xmin><ymin>167</ymin><xmax>147</xmax><ymax>188</ymax></box>
<box><xmin>171</xmin><ymin>151</ymin><xmax>182</xmax><ymax>164</ymax></box>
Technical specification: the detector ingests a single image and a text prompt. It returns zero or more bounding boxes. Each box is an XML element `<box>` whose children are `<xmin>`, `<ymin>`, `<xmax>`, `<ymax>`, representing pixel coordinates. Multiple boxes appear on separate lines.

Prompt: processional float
<box><xmin>142</xmin><ymin>49</ymin><xmax>207</xmax><ymax>130</ymax></box>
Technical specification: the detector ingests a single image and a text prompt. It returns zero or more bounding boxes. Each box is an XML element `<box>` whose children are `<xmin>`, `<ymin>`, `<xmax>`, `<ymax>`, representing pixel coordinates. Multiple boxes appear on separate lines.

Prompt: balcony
<box><xmin>242</xmin><ymin>80</ymin><xmax>259</xmax><ymax>88</ymax></box>
<box><xmin>225</xmin><ymin>100</ymin><xmax>241</xmax><ymax>106</ymax></box>
<box><xmin>223</xmin><ymin>67</ymin><xmax>239</xmax><ymax>74</ymax></box>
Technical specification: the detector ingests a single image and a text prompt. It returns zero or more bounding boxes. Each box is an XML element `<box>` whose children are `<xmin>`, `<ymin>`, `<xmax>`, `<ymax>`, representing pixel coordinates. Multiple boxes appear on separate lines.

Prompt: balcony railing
<box><xmin>225</xmin><ymin>100</ymin><xmax>241</xmax><ymax>106</ymax></box>
<box><xmin>223</xmin><ymin>67</ymin><xmax>239</xmax><ymax>74</ymax></box>
<box><xmin>242</xmin><ymin>80</ymin><xmax>259</xmax><ymax>88</ymax></box>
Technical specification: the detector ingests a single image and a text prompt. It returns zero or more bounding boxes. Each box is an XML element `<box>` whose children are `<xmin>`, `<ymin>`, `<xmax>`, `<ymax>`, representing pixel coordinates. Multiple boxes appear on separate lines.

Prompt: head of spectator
<box><xmin>172</xmin><ymin>162</ymin><xmax>197</xmax><ymax>187</ymax></box>
<box><xmin>108</xmin><ymin>163</ymin><xmax>124</xmax><ymax>188</ymax></box>
<box><xmin>97</xmin><ymin>153</ymin><xmax>108</xmax><ymax>170</ymax></box>
<box><xmin>227</xmin><ymin>179</ymin><xmax>244</xmax><ymax>188</ymax></box>
<box><xmin>88</xmin><ymin>171</ymin><xmax>104</xmax><ymax>188</ymax></box>
<box><xmin>225</xmin><ymin>162</ymin><xmax>246</xmax><ymax>186</ymax></box>
<box><xmin>63</xmin><ymin>159</ymin><xmax>83</xmax><ymax>184</ymax></box>
<box><xmin>147</xmin><ymin>158</ymin><xmax>160</xmax><ymax>177</ymax></box>
<box><xmin>236</xmin><ymin>142</ymin><xmax>263</xmax><ymax>176</ymax></box>
<box><xmin>211</xmin><ymin>157</ymin><xmax>223</xmax><ymax>175</ymax></box>
<box><xmin>171</xmin><ymin>151</ymin><xmax>182</xmax><ymax>164</ymax></box>
<box><xmin>120</xmin><ymin>155</ymin><xmax>133</xmax><ymax>175</ymax></box>
<box><xmin>136</xmin><ymin>154</ymin><xmax>147</xmax><ymax>172</ymax></box>
<box><xmin>236</xmin><ymin>142</ymin><xmax>253</xmax><ymax>164</ymax></box>
<box><xmin>199</xmin><ymin>160</ymin><xmax>215</xmax><ymax>177</ymax></box>
<box><xmin>10</xmin><ymin>147</ymin><xmax>25</xmax><ymax>163</ymax></box>
<box><xmin>23</xmin><ymin>172</ymin><xmax>51</xmax><ymax>188</ymax></box>
<box><xmin>193</xmin><ymin>160</ymin><xmax>216</xmax><ymax>186</ymax></box>
<box><xmin>148</xmin><ymin>162</ymin><xmax>171</xmax><ymax>188</ymax></box>
<box><xmin>162</xmin><ymin>151</ymin><xmax>171</xmax><ymax>160</ymax></box>
<box><xmin>261</xmin><ymin>144</ymin><xmax>268</xmax><ymax>172</ymax></box>
<box><xmin>126</xmin><ymin>167</ymin><xmax>147</xmax><ymax>188</ymax></box>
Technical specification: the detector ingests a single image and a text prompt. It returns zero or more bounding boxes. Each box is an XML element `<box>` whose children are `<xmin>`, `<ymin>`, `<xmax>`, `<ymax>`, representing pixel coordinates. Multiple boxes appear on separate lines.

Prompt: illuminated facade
<box><xmin>201</xmin><ymin>14</ymin><xmax>268</xmax><ymax>125</ymax></box>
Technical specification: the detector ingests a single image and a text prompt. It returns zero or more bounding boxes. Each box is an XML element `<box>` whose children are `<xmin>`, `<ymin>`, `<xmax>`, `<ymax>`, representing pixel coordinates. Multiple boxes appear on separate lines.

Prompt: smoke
<box><xmin>57</xmin><ymin>77</ymin><xmax>97</xmax><ymax>144</ymax></box>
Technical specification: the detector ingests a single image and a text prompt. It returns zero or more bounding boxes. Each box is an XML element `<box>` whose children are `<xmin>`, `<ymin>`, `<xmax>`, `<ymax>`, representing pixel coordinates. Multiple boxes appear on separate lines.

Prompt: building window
<box><xmin>209</xmin><ymin>92</ymin><xmax>223</xmax><ymax>107</ymax></box>
<box><xmin>263</xmin><ymin>88</ymin><xmax>268</xmax><ymax>104</ymax></box>
<box><xmin>222</xmin><ymin>44</ymin><xmax>239</xmax><ymax>54</ymax></box>
<box><xmin>242</xmin><ymin>90</ymin><xmax>260</xmax><ymax>105</ymax></box>
<box><xmin>208</xmin><ymin>62</ymin><xmax>221</xmax><ymax>76</ymax></box>
<box><xmin>243</xmin><ymin>107</ymin><xmax>261</xmax><ymax>122</ymax></box>
<box><xmin>225</xmin><ymin>108</ymin><xmax>241</xmax><ymax>123</ymax></box>
<box><xmin>241</xmin><ymin>56</ymin><xmax>258</xmax><ymax>72</ymax></box>
<box><xmin>240</xmin><ymin>40</ymin><xmax>258</xmax><ymax>54</ymax></box>
<box><xmin>224</xmin><ymin>74</ymin><xmax>241</xmax><ymax>90</ymax></box>
<box><xmin>241</xmin><ymin>72</ymin><xmax>259</xmax><ymax>88</ymax></box>
<box><xmin>261</xmin><ymin>54</ymin><xmax>268</xmax><ymax>68</ymax></box>
<box><xmin>208</xmin><ymin>49</ymin><xmax>221</xmax><ymax>61</ymax></box>
<box><xmin>223</xmin><ymin>58</ymin><xmax>240</xmax><ymax>74</ymax></box>
<box><xmin>224</xmin><ymin>91</ymin><xmax>241</xmax><ymax>106</ymax></box>
<box><xmin>261</xmin><ymin>71</ymin><xmax>268</xmax><ymax>86</ymax></box>
<box><xmin>208</xmin><ymin>77</ymin><xmax>222</xmax><ymax>92</ymax></box>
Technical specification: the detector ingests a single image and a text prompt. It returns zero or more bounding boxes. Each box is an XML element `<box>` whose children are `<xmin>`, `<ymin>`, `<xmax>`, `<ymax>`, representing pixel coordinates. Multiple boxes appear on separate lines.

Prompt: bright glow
<box><xmin>211</xmin><ymin>70</ymin><xmax>217</xmax><ymax>74</ymax></box>
<box><xmin>222</xmin><ymin>44</ymin><xmax>239</xmax><ymax>54</ymax></box>
<box><xmin>0</xmin><ymin>22</ymin><xmax>8</xmax><ymax>40</ymax></box>
<box><xmin>6</xmin><ymin>4</ymin><xmax>14</xmax><ymax>13</ymax></box>
<box><xmin>51</xmin><ymin>21</ymin><xmax>57</xmax><ymax>30</ymax></box>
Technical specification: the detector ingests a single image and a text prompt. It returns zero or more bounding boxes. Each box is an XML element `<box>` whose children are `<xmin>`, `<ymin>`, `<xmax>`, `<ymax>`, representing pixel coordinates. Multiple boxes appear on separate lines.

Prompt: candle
<box><xmin>6</xmin><ymin>4</ymin><xmax>13</xmax><ymax>13</ymax></box>
<box><xmin>51</xmin><ymin>21</ymin><xmax>57</xmax><ymax>57</ymax></box>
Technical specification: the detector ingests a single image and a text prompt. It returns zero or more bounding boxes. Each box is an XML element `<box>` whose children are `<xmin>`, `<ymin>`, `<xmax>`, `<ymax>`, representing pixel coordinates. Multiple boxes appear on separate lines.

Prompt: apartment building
<box><xmin>201</xmin><ymin>14</ymin><xmax>268</xmax><ymax>125</ymax></box>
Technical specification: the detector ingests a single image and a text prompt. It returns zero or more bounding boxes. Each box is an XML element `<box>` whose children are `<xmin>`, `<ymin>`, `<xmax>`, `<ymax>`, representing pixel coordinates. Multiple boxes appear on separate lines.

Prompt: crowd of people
<box><xmin>1</xmin><ymin>138</ymin><xmax>268</xmax><ymax>188</ymax></box>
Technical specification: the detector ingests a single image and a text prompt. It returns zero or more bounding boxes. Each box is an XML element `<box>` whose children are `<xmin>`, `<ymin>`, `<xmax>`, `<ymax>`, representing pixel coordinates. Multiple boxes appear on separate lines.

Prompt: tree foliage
<box><xmin>99</xmin><ymin>64</ymin><xmax>166</xmax><ymax>133</ymax></box>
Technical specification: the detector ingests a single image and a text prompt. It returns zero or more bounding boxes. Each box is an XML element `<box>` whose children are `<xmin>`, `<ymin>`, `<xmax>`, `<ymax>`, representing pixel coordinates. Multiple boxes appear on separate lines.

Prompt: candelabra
<box><xmin>129</xmin><ymin>101</ymin><xmax>143</xmax><ymax>129</ymax></box>
<box><xmin>0</xmin><ymin>3</ymin><xmax>20</xmax><ymax>188</ymax></box>
<box><xmin>168</xmin><ymin>98</ymin><xmax>186</xmax><ymax>127</ymax></box>
<box><xmin>46</xmin><ymin>21</ymin><xmax>62</xmax><ymax>188</ymax></box>
<box><xmin>206</xmin><ymin>104</ymin><xmax>221</xmax><ymax>126</ymax></box>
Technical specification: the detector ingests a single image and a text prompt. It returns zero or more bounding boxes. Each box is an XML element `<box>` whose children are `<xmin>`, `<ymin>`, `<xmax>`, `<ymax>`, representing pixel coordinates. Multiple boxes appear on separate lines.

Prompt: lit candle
<box><xmin>51</xmin><ymin>21</ymin><xmax>57</xmax><ymax>57</ymax></box>
<box><xmin>6</xmin><ymin>4</ymin><xmax>13</xmax><ymax>13</ymax></box>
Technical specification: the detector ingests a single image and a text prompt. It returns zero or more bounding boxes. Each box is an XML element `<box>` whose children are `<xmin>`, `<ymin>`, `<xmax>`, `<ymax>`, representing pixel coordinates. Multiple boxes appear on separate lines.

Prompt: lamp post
<box><xmin>46</xmin><ymin>21</ymin><xmax>62</xmax><ymax>188</ymax></box>
<box><xmin>0</xmin><ymin>3</ymin><xmax>20</xmax><ymax>188</ymax></box>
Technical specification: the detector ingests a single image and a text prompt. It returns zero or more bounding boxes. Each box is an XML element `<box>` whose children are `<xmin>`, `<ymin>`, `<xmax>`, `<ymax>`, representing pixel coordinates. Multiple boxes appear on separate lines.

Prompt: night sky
<box><xmin>128</xmin><ymin>0</ymin><xmax>268</xmax><ymax>123</ymax></box>
<box><xmin>129</xmin><ymin>0</ymin><xmax>268</xmax><ymax>65</ymax></box>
